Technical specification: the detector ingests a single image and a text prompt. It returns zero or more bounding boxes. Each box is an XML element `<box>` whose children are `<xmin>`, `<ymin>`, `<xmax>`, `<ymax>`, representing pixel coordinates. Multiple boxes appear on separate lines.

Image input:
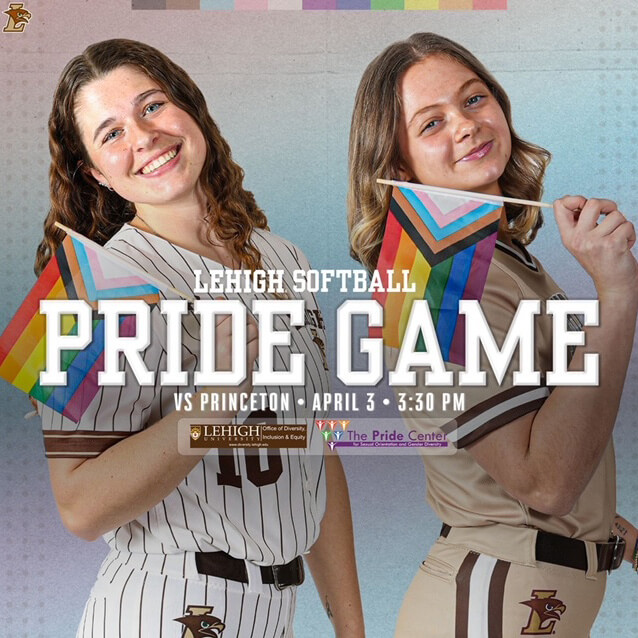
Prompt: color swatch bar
<box><xmin>133</xmin><ymin>0</ymin><xmax>506</xmax><ymax>9</ymax></box>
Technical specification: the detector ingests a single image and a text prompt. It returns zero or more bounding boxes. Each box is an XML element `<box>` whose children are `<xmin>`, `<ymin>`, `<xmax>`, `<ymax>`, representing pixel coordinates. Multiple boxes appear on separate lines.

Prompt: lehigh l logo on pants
<box><xmin>520</xmin><ymin>589</ymin><xmax>566</xmax><ymax>635</ymax></box>
<box><xmin>175</xmin><ymin>605</ymin><xmax>226</xmax><ymax>638</ymax></box>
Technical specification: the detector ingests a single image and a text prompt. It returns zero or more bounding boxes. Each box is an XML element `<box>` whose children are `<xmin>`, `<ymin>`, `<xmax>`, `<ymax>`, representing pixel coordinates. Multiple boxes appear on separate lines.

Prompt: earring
<box><xmin>99</xmin><ymin>182</ymin><xmax>113</xmax><ymax>191</ymax></box>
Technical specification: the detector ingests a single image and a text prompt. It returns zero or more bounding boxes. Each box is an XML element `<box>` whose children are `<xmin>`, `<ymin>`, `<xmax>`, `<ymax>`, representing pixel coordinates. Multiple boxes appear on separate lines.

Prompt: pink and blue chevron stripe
<box><xmin>0</xmin><ymin>232</ymin><xmax>164</xmax><ymax>421</ymax></box>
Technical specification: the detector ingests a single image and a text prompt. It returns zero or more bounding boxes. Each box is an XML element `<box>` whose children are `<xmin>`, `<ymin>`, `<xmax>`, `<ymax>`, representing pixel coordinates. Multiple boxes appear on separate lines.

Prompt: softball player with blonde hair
<box><xmin>348</xmin><ymin>32</ymin><xmax>637</xmax><ymax>636</ymax></box>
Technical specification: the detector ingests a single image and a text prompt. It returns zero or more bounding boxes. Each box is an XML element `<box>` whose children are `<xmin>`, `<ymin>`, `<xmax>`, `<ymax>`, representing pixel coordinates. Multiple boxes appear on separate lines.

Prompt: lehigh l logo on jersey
<box><xmin>190</xmin><ymin>425</ymin><xmax>202</xmax><ymax>441</ymax></box>
<box><xmin>175</xmin><ymin>605</ymin><xmax>226</xmax><ymax>637</ymax></box>
<box><xmin>520</xmin><ymin>589</ymin><xmax>566</xmax><ymax>635</ymax></box>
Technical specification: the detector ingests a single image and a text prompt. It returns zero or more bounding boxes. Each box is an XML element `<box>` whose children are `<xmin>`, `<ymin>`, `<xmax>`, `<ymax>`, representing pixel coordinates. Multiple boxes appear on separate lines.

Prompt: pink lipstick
<box><xmin>459</xmin><ymin>140</ymin><xmax>493</xmax><ymax>162</ymax></box>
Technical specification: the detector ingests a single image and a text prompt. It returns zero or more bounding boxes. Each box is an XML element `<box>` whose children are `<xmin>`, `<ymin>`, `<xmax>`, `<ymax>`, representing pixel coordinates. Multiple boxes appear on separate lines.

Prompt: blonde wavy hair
<box><xmin>36</xmin><ymin>39</ymin><xmax>268</xmax><ymax>275</ymax></box>
<box><xmin>348</xmin><ymin>32</ymin><xmax>551</xmax><ymax>273</ymax></box>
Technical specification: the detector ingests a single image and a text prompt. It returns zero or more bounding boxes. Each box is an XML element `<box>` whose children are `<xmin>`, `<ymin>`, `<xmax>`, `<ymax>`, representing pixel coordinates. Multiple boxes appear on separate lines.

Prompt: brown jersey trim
<box><xmin>43</xmin><ymin>430</ymin><xmax>131</xmax><ymax>458</ymax></box>
<box><xmin>455</xmin><ymin>397</ymin><xmax>548</xmax><ymax>449</ymax></box>
<box><xmin>442</xmin><ymin>384</ymin><xmax>551</xmax><ymax>449</ymax></box>
<box><xmin>495</xmin><ymin>240</ymin><xmax>538</xmax><ymax>271</ymax></box>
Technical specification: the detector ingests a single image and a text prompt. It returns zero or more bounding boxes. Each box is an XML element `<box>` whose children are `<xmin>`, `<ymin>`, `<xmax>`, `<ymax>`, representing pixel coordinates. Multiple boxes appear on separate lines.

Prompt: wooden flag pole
<box><xmin>55</xmin><ymin>222</ymin><xmax>196</xmax><ymax>302</ymax></box>
<box><xmin>377</xmin><ymin>178</ymin><xmax>554</xmax><ymax>209</ymax></box>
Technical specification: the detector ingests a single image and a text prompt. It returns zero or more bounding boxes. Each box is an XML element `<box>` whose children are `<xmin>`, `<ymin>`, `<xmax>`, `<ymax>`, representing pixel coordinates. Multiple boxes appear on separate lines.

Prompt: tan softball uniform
<box><xmin>387</xmin><ymin>241</ymin><xmax>615</xmax><ymax>637</ymax></box>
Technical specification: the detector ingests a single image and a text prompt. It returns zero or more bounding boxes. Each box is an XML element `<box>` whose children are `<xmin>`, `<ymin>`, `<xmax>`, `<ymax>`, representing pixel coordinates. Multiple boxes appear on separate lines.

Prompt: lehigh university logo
<box><xmin>3</xmin><ymin>3</ymin><xmax>31</xmax><ymax>32</ymax></box>
<box><xmin>520</xmin><ymin>590</ymin><xmax>566</xmax><ymax>635</ymax></box>
<box><xmin>190</xmin><ymin>425</ymin><xmax>202</xmax><ymax>441</ymax></box>
<box><xmin>175</xmin><ymin>605</ymin><xmax>225</xmax><ymax>638</ymax></box>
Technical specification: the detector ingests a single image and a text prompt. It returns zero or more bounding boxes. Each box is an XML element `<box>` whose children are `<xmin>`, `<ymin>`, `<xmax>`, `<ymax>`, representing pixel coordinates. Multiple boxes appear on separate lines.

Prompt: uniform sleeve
<box><xmin>385</xmin><ymin>261</ymin><xmax>550</xmax><ymax>449</ymax></box>
<box><xmin>40</xmin><ymin>303</ymin><xmax>169</xmax><ymax>459</ymax></box>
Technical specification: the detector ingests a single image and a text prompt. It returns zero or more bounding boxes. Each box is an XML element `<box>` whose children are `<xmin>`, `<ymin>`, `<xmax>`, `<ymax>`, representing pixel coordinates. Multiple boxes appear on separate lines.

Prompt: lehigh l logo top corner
<box><xmin>3</xmin><ymin>3</ymin><xmax>31</xmax><ymax>33</ymax></box>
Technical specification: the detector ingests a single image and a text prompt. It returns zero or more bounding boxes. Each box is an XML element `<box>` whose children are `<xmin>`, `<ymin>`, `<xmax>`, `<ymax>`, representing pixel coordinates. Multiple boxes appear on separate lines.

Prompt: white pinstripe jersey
<box><xmin>386</xmin><ymin>241</ymin><xmax>616</xmax><ymax>541</ymax></box>
<box><xmin>41</xmin><ymin>224</ymin><xmax>330</xmax><ymax>565</ymax></box>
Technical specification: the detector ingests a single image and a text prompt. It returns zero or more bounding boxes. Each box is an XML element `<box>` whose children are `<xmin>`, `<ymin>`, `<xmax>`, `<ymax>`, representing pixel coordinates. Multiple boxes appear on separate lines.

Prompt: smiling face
<box><xmin>397</xmin><ymin>54</ymin><xmax>512</xmax><ymax>195</ymax></box>
<box><xmin>74</xmin><ymin>65</ymin><xmax>207</xmax><ymax>212</ymax></box>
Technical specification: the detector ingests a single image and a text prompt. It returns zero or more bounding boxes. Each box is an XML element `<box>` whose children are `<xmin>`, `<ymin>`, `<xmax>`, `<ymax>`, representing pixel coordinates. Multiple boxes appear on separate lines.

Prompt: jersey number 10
<box><xmin>216</xmin><ymin>408</ymin><xmax>283</xmax><ymax>488</ymax></box>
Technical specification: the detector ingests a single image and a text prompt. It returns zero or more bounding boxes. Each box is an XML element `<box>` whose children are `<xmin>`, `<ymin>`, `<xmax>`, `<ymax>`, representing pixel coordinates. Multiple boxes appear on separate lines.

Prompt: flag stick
<box><xmin>377</xmin><ymin>179</ymin><xmax>553</xmax><ymax>209</ymax></box>
<box><xmin>55</xmin><ymin>222</ymin><xmax>195</xmax><ymax>302</ymax></box>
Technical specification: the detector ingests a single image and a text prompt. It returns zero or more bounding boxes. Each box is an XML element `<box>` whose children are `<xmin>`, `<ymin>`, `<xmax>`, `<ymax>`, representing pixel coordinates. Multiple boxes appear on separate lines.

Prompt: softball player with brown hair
<box><xmin>348</xmin><ymin>32</ymin><xmax>637</xmax><ymax>636</ymax></box>
<box><xmin>37</xmin><ymin>39</ymin><xmax>364</xmax><ymax>637</ymax></box>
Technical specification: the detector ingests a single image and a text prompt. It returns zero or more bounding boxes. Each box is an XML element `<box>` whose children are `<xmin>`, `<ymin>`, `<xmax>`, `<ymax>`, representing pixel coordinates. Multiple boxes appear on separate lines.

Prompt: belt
<box><xmin>195</xmin><ymin>551</ymin><xmax>304</xmax><ymax>590</ymax></box>
<box><xmin>440</xmin><ymin>524</ymin><xmax>625</xmax><ymax>573</ymax></box>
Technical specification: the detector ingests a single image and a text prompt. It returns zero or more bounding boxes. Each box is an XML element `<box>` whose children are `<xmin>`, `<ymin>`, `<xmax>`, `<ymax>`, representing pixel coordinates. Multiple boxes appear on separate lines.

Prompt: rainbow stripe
<box><xmin>372</xmin><ymin>185</ymin><xmax>502</xmax><ymax>364</ymax></box>
<box><xmin>0</xmin><ymin>233</ymin><xmax>162</xmax><ymax>422</ymax></box>
<box><xmin>132</xmin><ymin>0</ymin><xmax>506</xmax><ymax>10</ymax></box>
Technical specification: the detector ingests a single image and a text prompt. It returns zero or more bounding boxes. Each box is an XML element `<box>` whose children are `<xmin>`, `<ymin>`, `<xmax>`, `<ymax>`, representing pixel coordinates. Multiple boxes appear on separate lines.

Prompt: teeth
<box><xmin>141</xmin><ymin>148</ymin><xmax>177</xmax><ymax>174</ymax></box>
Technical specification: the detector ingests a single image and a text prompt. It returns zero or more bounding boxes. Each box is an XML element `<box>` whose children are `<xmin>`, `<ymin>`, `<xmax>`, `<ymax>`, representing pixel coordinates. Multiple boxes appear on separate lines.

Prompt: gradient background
<box><xmin>1</xmin><ymin>0</ymin><xmax>637</xmax><ymax>635</ymax></box>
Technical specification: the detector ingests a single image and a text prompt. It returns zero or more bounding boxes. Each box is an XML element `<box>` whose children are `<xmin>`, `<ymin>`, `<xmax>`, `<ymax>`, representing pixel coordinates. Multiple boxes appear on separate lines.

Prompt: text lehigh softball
<box><xmin>192</xmin><ymin>268</ymin><xmax>416</xmax><ymax>294</ymax></box>
<box><xmin>39</xmin><ymin>298</ymin><xmax>600</xmax><ymax>388</ymax></box>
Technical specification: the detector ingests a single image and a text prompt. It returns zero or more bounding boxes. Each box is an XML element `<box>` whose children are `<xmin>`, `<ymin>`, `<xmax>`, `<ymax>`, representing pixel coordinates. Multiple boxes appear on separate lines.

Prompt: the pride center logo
<box><xmin>315</xmin><ymin>419</ymin><xmax>350</xmax><ymax>449</ymax></box>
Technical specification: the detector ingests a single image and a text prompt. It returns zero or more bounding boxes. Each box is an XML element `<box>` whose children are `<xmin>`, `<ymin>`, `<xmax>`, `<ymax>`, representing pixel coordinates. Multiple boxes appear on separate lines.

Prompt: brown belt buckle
<box><xmin>272</xmin><ymin>558</ymin><xmax>304</xmax><ymax>590</ymax></box>
<box><xmin>607</xmin><ymin>536</ymin><xmax>626</xmax><ymax>574</ymax></box>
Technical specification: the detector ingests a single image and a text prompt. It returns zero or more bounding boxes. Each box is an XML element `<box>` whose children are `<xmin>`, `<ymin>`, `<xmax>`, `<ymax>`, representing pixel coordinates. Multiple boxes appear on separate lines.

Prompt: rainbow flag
<box><xmin>372</xmin><ymin>182</ymin><xmax>503</xmax><ymax>365</ymax></box>
<box><xmin>0</xmin><ymin>230</ymin><xmax>166</xmax><ymax>422</ymax></box>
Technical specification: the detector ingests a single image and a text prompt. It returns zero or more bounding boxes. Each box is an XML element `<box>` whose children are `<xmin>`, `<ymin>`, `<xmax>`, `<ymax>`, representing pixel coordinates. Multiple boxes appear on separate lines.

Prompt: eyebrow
<box><xmin>407</xmin><ymin>78</ymin><xmax>486</xmax><ymax>128</ymax></box>
<box><xmin>91</xmin><ymin>89</ymin><xmax>166</xmax><ymax>144</ymax></box>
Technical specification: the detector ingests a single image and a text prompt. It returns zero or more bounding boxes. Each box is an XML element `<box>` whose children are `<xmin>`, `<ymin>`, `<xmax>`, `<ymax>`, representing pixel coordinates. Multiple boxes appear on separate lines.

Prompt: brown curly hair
<box><xmin>348</xmin><ymin>32</ymin><xmax>551</xmax><ymax>273</ymax></box>
<box><xmin>35</xmin><ymin>38</ymin><xmax>268</xmax><ymax>275</ymax></box>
